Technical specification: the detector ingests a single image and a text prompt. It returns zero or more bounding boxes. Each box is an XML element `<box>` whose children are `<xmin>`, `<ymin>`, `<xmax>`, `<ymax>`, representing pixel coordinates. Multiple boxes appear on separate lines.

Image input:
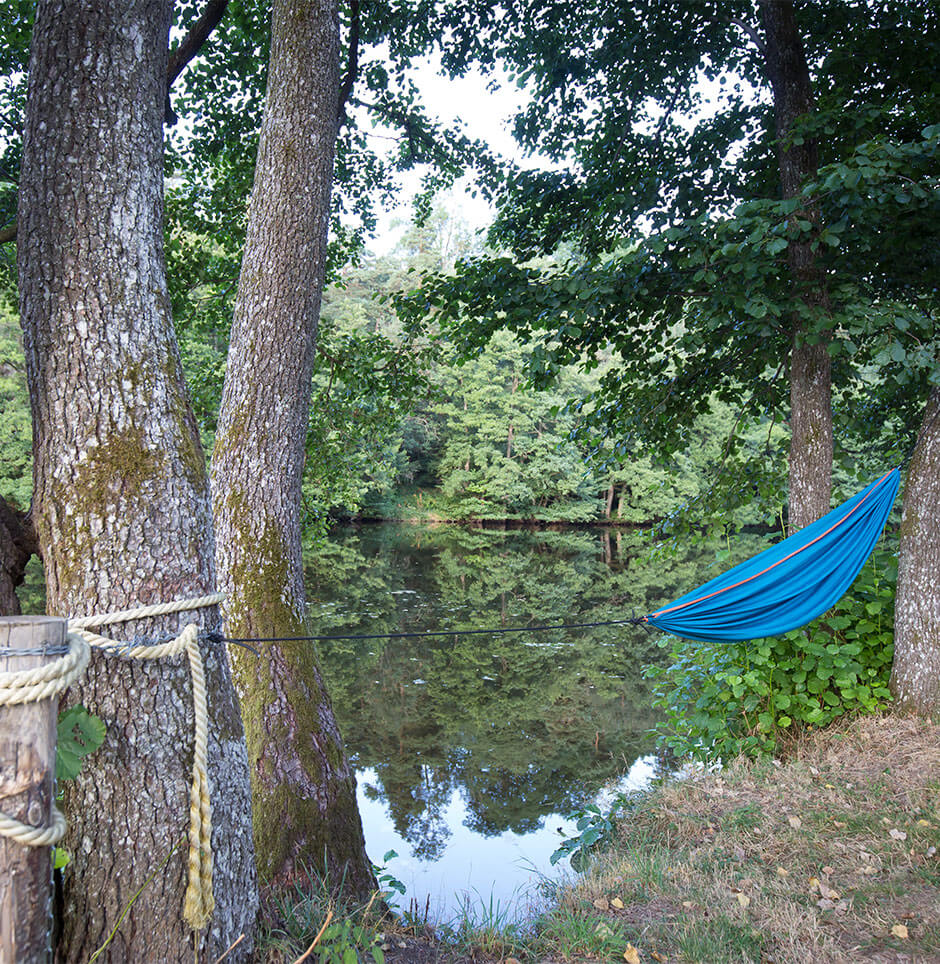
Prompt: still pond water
<box><xmin>306</xmin><ymin>523</ymin><xmax>752</xmax><ymax>923</ymax></box>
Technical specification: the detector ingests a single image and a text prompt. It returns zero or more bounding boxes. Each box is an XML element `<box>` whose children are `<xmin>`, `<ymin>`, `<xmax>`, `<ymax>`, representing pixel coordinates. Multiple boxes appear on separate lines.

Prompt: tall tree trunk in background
<box><xmin>17</xmin><ymin>1</ymin><xmax>257</xmax><ymax>958</ymax></box>
<box><xmin>0</xmin><ymin>497</ymin><xmax>36</xmax><ymax>615</ymax></box>
<box><xmin>211</xmin><ymin>0</ymin><xmax>375</xmax><ymax>898</ymax></box>
<box><xmin>891</xmin><ymin>385</ymin><xmax>940</xmax><ymax>713</ymax></box>
<box><xmin>759</xmin><ymin>0</ymin><xmax>833</xmax><ymax>531</ymax></box>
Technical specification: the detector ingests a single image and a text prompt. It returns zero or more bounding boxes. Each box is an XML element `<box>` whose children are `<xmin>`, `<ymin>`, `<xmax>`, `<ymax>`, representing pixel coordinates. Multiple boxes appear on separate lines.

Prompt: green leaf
<box><xmin>56</xmin><ymin>706</ymin><xmax>106</xmax><ymax>783</ymax></box>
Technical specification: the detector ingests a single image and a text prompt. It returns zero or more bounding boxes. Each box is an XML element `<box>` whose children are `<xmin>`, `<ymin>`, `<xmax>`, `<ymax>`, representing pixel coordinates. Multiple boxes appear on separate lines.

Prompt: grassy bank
<box><xmin>257</xmin><ymin>714</ymin><xmax>939</xmax><ymax>963</ymax></box>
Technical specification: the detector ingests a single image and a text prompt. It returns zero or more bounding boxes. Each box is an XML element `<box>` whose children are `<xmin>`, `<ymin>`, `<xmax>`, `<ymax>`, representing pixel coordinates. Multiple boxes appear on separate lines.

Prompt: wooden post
<box><xmin>0</xmin><ymin>616</ymin><xmax>66</xmax><ymax>963</ymax></box>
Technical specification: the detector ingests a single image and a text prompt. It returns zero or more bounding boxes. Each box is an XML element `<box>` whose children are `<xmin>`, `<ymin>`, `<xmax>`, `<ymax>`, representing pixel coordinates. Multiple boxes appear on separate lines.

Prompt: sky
<box><xmin>360</xmin><ymin>54</ymin><xmax>760</xmax><ymax>257</ymax></box>
<box><xmin>361</xmin><ymin>56</ymin><xmax>532</xmax><ymax>255</ymax></box>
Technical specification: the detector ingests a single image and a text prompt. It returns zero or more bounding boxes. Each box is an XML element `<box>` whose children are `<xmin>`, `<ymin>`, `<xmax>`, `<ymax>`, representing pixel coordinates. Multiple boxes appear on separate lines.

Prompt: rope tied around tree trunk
<box><xmin>0</xmin><ymin>631</ymin><xmax>90</xmax><ymax>847</ymax></box>
<box><xmin>68</xmin><ymin>592</ymin><xmax>224</xmax><ymax>931</ymax></box>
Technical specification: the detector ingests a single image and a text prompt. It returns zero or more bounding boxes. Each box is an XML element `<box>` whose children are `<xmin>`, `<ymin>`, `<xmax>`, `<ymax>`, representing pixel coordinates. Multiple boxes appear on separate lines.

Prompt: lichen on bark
<box><xmin>891</xmin><ymin>384</ymin><xmax>940</xmax><ymax>713</ymax></box>
<box><xmin>211</xmin><ymin>0</ymin><xmax>375</xmax><ymax>901</ymax></box>
<box><xmin>16</xmin><ymin>0</ymin><xmax>258</xmax><ymax>957</ymax></box>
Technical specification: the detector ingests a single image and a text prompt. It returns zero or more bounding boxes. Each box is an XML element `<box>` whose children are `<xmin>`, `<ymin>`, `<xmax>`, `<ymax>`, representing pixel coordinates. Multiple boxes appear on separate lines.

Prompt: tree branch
<box><xmin>165</xmin><ymin>0</ymin><xmax>230</xmax><ymax>125</ymax></box>
<box><xmin>336</xmin><ymin>0</ymin><xmax>362</xmax><ymax>129</ymax></box>
<box><xmin>730</xmin><ymin>17</ymin><xmax>766</xmax><ymax>55</ymax></box>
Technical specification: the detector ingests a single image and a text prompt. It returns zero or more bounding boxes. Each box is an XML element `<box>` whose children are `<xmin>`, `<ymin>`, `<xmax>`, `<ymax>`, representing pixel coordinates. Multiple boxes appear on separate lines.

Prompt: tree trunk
<box><xmin>211</xmin><ymin>0</ymin><xmax>375</xmax><ymax>899</ymax></box>
<box><xmin>17</xmin><ymin>2</ymin><xmax>257</xmax><ymax>959</ymax></box>
<box><xmin>605</xmin><ymin>483</ymin><xmax>615</xmax><ymax>521</ymax></box>
<box><xmin>759</xmin><ymin>0</ymin><xmax>833</xmax><ymax>530</ymax></box>
<box><xmin>891</xmin><ymin>385</ymin><xmax>940</xmax><ymax>713</ymax></box>
<box><xmin>0</xmin><ymin>498</ymin><xmax>36</xmax><ymax>616</ymax></box>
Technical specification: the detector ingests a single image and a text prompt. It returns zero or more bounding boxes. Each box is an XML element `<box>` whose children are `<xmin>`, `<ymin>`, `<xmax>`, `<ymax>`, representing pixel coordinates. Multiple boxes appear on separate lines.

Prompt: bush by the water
<box><xmin>646</xmin><ymin>548</ymin><xmax>897</xmax><ymax>761</ymax></box>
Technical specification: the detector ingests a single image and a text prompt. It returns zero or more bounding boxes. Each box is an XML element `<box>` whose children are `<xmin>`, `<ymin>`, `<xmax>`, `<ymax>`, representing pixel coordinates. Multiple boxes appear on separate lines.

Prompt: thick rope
<box><xmin>68</xmin><ymin>594</ymin><xmax>225</xmax><ymax>629</ymax></box>
<box><xmin>68</xmin><ymin>593</ymin><xmax>222</xmax><ymax>931</ymax></box>
<box><xmin>0</xmin><ymin>632</ymin><xmax>91</xmax><ymax>847</ymax></box>
<box><xmin>0</xmin><ymin>631</ymin><xmax>90</xmax><ymax>706</ymax></box>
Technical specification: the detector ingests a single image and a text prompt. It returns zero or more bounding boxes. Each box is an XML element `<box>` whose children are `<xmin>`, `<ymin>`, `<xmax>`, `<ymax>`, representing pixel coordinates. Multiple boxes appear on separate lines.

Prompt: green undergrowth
<box><xmin>645</xmin><ymin>546</ymin><xmax>897</xmax><ymax>761</ymax></box>
<box><xmin>259</xmin><ymin>860</ymin><xmax>391</xmax><ymax>963</ymax></box>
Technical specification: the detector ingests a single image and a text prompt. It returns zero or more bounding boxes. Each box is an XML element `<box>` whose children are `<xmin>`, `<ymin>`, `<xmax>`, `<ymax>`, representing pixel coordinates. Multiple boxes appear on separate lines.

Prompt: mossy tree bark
<box><xmin>16</xmin><ymin>1</ymin><xmax>257</xmax><ymax>959</ymax></box>
<box><xmin>211</xmin><ymin>0</ymin><xmax>375</xmax><ymax>899</ymax></box>
<box><xmin>891</xmin><ymin>385</ymin><xmax>940</xmax><ymax>713</ymax></box>
<box><xmin>759</xmin><ymin>0</ymin><xmax>834</xmax><ymax>531</ymax></box>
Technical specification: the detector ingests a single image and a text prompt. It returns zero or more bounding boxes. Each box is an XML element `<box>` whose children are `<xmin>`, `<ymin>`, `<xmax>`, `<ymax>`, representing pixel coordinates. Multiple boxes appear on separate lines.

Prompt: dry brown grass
<box><xmin>542</xmin><ymin>714</ymin><xmax>940</xmax><ymax>963</ymax></box>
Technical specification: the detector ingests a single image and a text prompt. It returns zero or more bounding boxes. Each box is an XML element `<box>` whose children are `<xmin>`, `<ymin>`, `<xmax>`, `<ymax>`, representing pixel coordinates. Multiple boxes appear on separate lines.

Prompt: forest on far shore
<box><xmin>1</xmin><ymin>204</ymin><xmax>893</xmax><ymax>537</ymax></box>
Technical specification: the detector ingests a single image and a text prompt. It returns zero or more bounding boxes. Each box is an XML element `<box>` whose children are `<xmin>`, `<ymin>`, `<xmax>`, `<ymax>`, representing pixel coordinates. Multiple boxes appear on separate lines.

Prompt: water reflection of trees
<box><xmin>307</xmin><ymin>525</ymin><xmax>755</xmax><ymax>860</ymax></box>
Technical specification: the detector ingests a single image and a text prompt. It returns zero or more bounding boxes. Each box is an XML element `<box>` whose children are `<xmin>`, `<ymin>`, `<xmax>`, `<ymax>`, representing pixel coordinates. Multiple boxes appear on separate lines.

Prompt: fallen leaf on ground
<box><xmin>917</xmin><ymin>819</ymin><xmax>930</xmax><ymax>827</ymax></box>
<box><xmin>682</xmin><ymin>901</ymin><xmax>695</xmax><ymax>909</ymax></box>
<box><xmin>822</xmin><ymin>865</ymin><xmax>835</xmax><ymax>874</ymax></box>
<box><xmin>776</xmin><ymin>866</ymin><xmax>789</xmax><ymax>877</ymax></box>
<box><xmin>593</xmin><ymin>897</ymin><xmax>610</xmax><ymax>911</ymax></box>
<box><xmin>808</xmin><ymin>876</ymin><xmax>820</xmax><ymax>892</ymax></box>
<box><xmin>889</xmin><ymin>828</ymin><xmax>907</xmax><ymax>841</ymax></box>
<box><xmin>611</xmin><ymin>897</ymin><xmax>625</xmax><ymax>910</ymax></box>
<box><xmin>623</xmin><ymin>943</ymin><xmax>641</xmax><ymax>963</ymax></box>
<box><xmin>891</xmin><ymin>924</ymin><xmax>909</xmax><ymax>939</ymax></box>
<box><xmin>651</xmin><ymin>952</ymin><xmax>667</xmax><ymax>963</ymax></box>
<box><xmin>788</xmin><ymin>815</ymin><xmax>802</xmax><ymax>829</ymax></box>
<box><xmin>736</xmin><ymin>892</ymin><xmax>750</xmax><ymax>908</ymax></box>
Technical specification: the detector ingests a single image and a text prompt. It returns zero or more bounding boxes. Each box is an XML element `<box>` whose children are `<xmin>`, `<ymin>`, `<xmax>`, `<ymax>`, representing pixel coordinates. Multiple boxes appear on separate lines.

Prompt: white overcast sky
<box><xmin>363</xmin><ymin>56</ymin><xmax>532</xmax><ymax>255</ymax></box>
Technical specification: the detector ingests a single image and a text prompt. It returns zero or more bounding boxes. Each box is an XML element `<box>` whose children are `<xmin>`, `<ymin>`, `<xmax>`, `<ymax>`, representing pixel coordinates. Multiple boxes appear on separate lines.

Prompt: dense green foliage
<box><xmin>647</xmin><ymin>546</ymin><xmax>897</xmax><ymax>761</ymax></box>
<box><xmin>394</xmin><ymin>0</ymin><xmax>939</xmax><ymax>516</ymax></box>
<box><xmin>0</xmin><ymin>305</ymin><xmax>31</xmax><ymax>510</ymax></box>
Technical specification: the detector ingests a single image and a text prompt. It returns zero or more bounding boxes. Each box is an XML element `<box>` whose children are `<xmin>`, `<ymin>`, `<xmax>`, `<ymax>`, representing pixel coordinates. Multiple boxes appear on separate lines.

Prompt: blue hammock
<box><xmin>644</xmin><ymin>468</ymin><xmax>900</xmax><ymax>642</ymax></box>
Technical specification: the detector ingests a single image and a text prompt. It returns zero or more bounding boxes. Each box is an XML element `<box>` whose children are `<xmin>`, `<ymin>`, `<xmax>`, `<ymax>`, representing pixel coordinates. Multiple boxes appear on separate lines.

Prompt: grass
<box><xmin>522</xmin><ymin>713</ymin><xmax>940</xmax><ymax>963</ymax></box>
<box><xmin>253</xmin><ymin>714</ymin><xmax>940</xmax><ymax>963</ymax></box>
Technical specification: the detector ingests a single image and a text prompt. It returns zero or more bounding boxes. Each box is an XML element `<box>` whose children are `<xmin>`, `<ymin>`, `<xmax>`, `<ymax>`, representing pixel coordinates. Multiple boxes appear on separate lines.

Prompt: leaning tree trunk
<box><xmin>17</xmin><ymin>1</ymin><xmax>257</xmax><ymax>959</ymax></box>
<box><xmin>891</xmin><ymin>385</ymin><xmax>940</xmax><ymax>713</ymax></box>
<box><xmin>211</xmin><ymin>0</ymin><xmax>375</xmax><ymax>899</ymax></box>
<box><xmin>759</xmin><ymin>0</ymin><xmax>833</xmax><ymax>530</ymax></box>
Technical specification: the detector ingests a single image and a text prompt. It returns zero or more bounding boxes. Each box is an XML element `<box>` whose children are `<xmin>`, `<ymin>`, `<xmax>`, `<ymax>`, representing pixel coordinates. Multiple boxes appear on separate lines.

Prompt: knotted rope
<box><xmin>68</xmin><ymin>593</ymin><xmax>223</xmax><ymax>931</ymax></box>
<box><xmin>0</xmin><ymin>631</ymin><xmax>90</xmax><ymax>847</ymax></box>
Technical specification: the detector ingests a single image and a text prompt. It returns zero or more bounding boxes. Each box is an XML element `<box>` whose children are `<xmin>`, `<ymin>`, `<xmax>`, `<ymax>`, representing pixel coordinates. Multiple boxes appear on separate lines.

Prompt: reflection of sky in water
<box><xmin>356</xmin><ymin>754</ymin><xmax>658</xmax><ymax>925</ymax></box>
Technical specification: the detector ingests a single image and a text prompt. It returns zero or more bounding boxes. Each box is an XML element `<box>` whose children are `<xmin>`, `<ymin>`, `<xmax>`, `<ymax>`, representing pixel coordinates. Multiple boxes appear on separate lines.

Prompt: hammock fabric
<box><xmin>644</xmin><ymin>468</ymin><xmax>900</xmax><ymax>643</ymax></box>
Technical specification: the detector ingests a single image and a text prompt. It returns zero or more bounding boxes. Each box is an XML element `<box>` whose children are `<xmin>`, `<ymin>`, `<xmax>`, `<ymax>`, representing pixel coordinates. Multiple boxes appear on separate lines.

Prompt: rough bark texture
<box><xmin>759</xmin><ymin>0</ymin><xmax>833</xmax><ymax>530</ymax></box>
<box><xmin>17</xmin><ymin>2</ymin><xmax>257</xmax><ymax>959</ymax></box>
<box><xmin>211</xmin><ymin>0</ymin><xmax>375</xmax><ymax>899</ymax></box>
<box><xmin>891</xmin><ymin>386</ymin><xmax>940</xmax><ymax>713</ymax></box>
<box><xmin>0</xmin><ymin>498</ymin><xmax>37</xmax><ymax>616</ymax></box>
